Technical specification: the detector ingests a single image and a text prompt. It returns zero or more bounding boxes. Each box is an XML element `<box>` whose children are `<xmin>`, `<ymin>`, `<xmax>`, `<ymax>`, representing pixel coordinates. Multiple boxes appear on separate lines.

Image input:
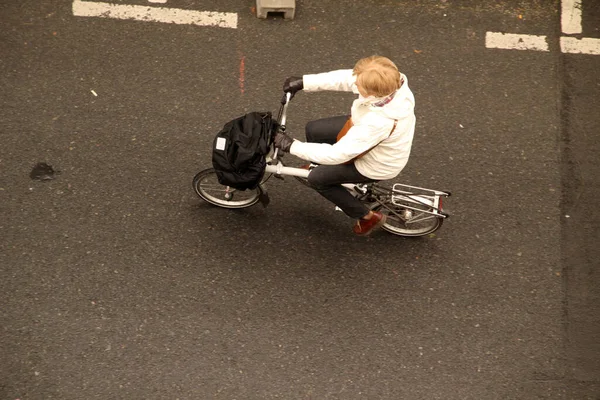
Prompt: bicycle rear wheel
<box><xmin>375</xmin><ymin>199</ymin><xmax>443</xmax><ymax>237</ymax></box>
<box><xmin>192</xmin><ymin>168</ymin><xmax>261</xmax><ymax>209</ymax></box>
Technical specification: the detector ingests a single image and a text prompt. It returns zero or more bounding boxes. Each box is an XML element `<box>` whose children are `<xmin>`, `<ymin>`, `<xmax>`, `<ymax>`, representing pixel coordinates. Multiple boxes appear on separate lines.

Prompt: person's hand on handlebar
<box><xmin>283</xmin><ymin>76</ymin><xmax>303</xmax><ymax>99</ymax></box>
<box><xmin>274</xmin><ymin>132</ymin><xmax>295</xmax><ymax>153</ymax></box>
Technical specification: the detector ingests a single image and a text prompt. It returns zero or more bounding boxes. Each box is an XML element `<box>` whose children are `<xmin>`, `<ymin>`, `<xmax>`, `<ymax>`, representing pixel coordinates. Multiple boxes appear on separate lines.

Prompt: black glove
<box><xmin>283</xmin><ymin>76</ymin><xmax>304</xmax><ymax>99</ymax></box>
<box><xmin>274</xmin><ymin>132</ymin><xmax>295</xmax><ymax>153</ymax></box>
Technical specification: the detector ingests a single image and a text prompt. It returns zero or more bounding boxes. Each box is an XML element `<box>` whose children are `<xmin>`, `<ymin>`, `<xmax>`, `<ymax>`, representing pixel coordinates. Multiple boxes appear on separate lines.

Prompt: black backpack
<box><xmin>212</xmin><ymin>111</ymin><xmax>277</xmax><ymax>190</ymax></box>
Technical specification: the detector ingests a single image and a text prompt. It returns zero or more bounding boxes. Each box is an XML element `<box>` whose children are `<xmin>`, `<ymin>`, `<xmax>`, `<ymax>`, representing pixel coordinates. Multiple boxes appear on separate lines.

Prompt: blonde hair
<box><xmin>353</xmin><ymin>56</ymin><xmax>401</xmax><ymax>97</ymax></box>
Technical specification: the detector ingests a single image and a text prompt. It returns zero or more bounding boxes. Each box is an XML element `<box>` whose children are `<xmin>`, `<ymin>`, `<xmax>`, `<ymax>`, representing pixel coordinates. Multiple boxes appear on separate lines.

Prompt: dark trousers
<box><xmin>305</xmin><ymin>116</ymin><xmax>376</xmax><ymax>219</ymax></box>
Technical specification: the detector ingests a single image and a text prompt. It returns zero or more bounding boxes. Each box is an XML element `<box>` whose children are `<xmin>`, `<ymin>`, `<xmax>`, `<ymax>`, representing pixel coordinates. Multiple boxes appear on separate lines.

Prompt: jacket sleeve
<box><xmin>303</xmin><ymin>69</ymin><xmax>358</xmax><ymax>93</ymax></box>
<box><xmin>289</xmin><ymin>122</ymin><xmax>392</xmax><ymax>165</ymax></box>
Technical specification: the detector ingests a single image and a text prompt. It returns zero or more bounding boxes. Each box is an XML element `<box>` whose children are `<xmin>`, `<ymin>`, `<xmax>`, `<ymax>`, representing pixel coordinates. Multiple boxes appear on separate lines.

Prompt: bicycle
<box><xmin>192</xmin><ymin>93</ymin><xmax>451</xmax><ymax>237</ymax></box>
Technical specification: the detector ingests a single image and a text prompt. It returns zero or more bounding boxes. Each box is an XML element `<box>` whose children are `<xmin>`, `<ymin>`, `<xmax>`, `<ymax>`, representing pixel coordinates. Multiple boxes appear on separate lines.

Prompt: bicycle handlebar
<box><xmin>271</xmin><ymin>92</ymin><xmax>293</xmax><ymax>162</ymax></box>
<box><xmin>279</xmin><ymin>92</ymin><xmax>292</xmax><ymax>126</ymax></box>
<box><xmin>280</xmin><ymin>91</ymin><xmax>291</xmax><ymax>105</ymax></box>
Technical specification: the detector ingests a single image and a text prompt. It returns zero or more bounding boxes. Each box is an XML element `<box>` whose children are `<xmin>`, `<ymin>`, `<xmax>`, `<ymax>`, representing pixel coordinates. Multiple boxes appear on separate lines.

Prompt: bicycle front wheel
<box><xmin>192</xmin><ymin>168</ymin><xmax>261</xmax><ymax>209</ymax></box>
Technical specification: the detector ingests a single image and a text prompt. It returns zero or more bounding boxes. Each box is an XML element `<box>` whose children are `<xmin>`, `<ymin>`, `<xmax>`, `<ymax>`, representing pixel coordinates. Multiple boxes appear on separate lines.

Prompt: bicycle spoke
<box><xmin>193</xmin><ymin>169</ymin><xmax>260</xmax><ymax>209</ymax></box>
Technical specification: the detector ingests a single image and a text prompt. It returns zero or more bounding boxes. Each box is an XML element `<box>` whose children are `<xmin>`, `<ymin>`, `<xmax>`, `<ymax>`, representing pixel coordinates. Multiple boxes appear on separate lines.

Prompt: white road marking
<box><xmin>485</xmin><ymin>32</ymin><xmax>549</xmax><ymax>52</ymax></box>
<box><xmin>561</xmin><ymin>0</ymin><xmax>582</xmax><ymax>34</ymax></box>
<box><xmin>486</xmin><ymin>1</ymin><xmax>598</xmax><ymax>55</ymax></box>
<box><xmin>72</xmin><ymin>0</ymin><xmax>237</xmax><ymax>29</ymax></box>
<box><xmin>148</xmin><ymin>0</ymin><xmax>167</xmax><ymax>3</ymax></box>
<box><xmin>561</xmin><ymin>37</ymin><xmax>600</xmax><ymax>55</ymax></box>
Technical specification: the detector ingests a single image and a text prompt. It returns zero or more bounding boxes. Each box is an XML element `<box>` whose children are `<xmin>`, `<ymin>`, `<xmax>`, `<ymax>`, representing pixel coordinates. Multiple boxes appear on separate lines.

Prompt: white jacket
<box><xmin>289</xmin><ymin>69</ymin><xmax>415</xmax><ymax>180</ymax></box>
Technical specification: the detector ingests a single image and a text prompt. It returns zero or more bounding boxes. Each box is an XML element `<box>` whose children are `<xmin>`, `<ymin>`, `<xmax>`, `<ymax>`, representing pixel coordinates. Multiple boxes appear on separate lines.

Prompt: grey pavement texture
<box><xmin>561</xmin><ymin>48</ymin><xmax>600</xmax><ymax>384</ymax></box>
<box><xmin>1</xmin><ymin>0</ymin><xmax>599</xmax><ymax>399</ymax></box>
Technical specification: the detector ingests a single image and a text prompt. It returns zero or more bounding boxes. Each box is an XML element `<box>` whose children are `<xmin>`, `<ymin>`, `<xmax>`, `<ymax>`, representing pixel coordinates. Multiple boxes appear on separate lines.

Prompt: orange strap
<box><xmin>336</xmin><ymin>118</ymin><xmax>354</xmax><ymax>142</ymax></box>
<box><xmin>336</xmin><ymin>118</ymin><xmax>398</xmax><ymax>163</ymax></box>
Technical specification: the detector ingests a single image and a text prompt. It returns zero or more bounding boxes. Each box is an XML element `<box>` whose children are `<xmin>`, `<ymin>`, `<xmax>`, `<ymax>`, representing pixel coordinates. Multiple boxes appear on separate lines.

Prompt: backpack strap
<box><xmin>340</xmin><ymin>119</ymin><xmax>398</xmax><ymax>164</ymax></box>
<box><xmin>336</xmin><ymin>117</ymin><xmax>354</xmax><ymax>142</ymax></box>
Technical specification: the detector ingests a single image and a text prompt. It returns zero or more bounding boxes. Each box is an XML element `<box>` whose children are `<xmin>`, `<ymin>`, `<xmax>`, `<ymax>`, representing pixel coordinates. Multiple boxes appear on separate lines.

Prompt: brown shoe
<box><xmin>353</xmin><ymin>211</ymin><xmax>387</xmax><ymax>236</ymax></box>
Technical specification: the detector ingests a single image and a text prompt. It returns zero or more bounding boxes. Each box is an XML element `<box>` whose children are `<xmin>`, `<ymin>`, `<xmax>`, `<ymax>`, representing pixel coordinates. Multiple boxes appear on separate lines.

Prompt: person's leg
<box><xmin>305</xmin><ymin>115</ymin><xmax>349</xmax><ymax>144</ymax></box>
<box><xmin>307</xmin><ymin>163</ymin><xmax>375</xmax><ymax>219</ymax></box>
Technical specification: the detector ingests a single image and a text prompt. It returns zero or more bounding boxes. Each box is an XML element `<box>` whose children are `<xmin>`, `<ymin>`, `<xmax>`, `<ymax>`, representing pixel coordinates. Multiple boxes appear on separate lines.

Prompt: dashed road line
<box><xmin>485</xmin><ymin>32</ymin><xmax>549</xmax><ymax>52</ymax></box>
<box><xmin>486</xmin><ymin>0</ymin><xmax>599</xmax><ymax>55</ymax></box>
<box><xmin>561</xmin><ymin>0</ymin><xmax>582</xmax><ymax>34</ymax></box>
<box><xmin>561</xmin><ymin>37</ymin><xmax>600</xmax><ymax>55</ymax></box>
<box><xmin>72</xmin><ymin>0</ymin><xmax>237</xmax><ymax>29</ymax></box>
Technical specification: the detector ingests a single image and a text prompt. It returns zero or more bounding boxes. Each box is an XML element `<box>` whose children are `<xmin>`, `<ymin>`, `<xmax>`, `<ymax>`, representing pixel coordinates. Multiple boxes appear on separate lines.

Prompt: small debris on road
<box><xmin>30</xmin><ymin>162</ymin><xmax>58</xmax><ymax>181</ymax></box>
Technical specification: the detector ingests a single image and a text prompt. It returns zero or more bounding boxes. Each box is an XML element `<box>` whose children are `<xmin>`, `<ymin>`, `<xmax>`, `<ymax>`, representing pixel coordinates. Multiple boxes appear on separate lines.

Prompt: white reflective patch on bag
<box><xmin>215</xmin><ymin>137</ymin><xmax>226</xmax><ymax>151</ymax></box>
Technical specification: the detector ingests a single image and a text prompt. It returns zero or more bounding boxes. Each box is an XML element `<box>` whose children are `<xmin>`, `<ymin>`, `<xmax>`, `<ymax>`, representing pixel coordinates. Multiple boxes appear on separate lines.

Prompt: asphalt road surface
<box><xmin>1</xmin><ymin>0</ymin><xmax>599</xmax><ymax>399</ymax></box>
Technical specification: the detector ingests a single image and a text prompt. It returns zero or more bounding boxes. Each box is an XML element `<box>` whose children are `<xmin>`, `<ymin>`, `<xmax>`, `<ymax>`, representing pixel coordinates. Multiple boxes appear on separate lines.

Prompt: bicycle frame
<box><xmin>264</xmin><ymin>162</ymin><xmax>309</xmax><ymax>179</ymax></box>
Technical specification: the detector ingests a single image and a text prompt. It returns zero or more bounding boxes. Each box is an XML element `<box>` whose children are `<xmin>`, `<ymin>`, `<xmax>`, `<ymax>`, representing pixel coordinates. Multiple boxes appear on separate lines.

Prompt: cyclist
<box><xmin>274</xmin><ymin>55</ymin><xmax>416</xmax><ymax>236</ymax></box>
